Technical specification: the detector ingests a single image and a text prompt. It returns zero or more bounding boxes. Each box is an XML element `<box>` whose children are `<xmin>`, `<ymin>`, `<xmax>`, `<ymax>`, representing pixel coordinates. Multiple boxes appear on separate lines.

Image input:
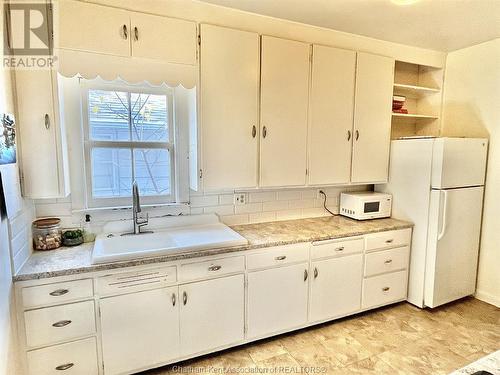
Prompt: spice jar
<box><xmin>32</xmin><ymin>218</ymin><xmax>62</xmax><ymax>250</ymax></box>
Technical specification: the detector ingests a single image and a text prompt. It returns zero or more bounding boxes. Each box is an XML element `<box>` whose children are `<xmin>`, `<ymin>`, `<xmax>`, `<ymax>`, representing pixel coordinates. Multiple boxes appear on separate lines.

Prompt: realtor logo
<box><xmin>3</xmin><ymin>2</ymin><xmax>56</xmax><ymax>68</ymax></box>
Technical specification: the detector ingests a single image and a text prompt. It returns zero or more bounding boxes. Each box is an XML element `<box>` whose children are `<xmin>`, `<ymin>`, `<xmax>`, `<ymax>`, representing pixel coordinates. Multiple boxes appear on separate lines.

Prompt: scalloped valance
<box><xmin>55</xmin><ymin>49</ymin><xmax>197</xmax><ymax>88</ymax></box>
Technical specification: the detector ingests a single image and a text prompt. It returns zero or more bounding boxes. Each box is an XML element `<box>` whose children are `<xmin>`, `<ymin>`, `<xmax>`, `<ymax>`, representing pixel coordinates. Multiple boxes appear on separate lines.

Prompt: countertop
<box><xmin>14</xmin><ymin>216</ymin><xmax>412</xmax><ymax>282</ymax></box>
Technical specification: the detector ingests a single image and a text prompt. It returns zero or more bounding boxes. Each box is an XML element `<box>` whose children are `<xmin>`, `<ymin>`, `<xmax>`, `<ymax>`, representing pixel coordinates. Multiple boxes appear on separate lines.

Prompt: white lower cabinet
<box><xmin>247</xmin><ymin>263</ymin><xmax>309</xmax><ymax>339</ymax></box>
<box><xmin>180</xmin><ymin>274</ymin><xmax>245</xmax><ymax>356</ymax></box>
<box><xmin>17</xmin><ymin>228</ymin><xmax>411</xmax><ymax>375</ymax></box>
<box><xmin>309</xmin><ymin>254</ymin><xmax>363</xmax><ymax>322</ymax></box>
<box><xmin>362</xmin><ymin>270</ymin><xmax>408</xmax><ymax>309</ymax></box>
<box><xmin>27</xmin><ymin>337</ymin><xmax>98</xmax><ymax>375</ymax></box>
<box><xmin>100</xmin><ymin>286</ymin><xmax>180</xmax><ymax>375</ymax></box>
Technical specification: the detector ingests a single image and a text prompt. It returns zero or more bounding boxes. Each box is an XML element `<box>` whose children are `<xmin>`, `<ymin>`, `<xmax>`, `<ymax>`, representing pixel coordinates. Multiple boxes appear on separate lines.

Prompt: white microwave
<box><xmin>340</xmin><ymin>192</ymin><xmax>392</xmax><ymax>220</ymax></box>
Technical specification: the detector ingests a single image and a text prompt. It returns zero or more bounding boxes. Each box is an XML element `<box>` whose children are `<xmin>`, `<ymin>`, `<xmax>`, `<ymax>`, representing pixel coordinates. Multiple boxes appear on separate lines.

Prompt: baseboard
<box><xmin>474</xmin><ymin>289</ymin><xmax>500</xmax><ymax>307</ymax></box>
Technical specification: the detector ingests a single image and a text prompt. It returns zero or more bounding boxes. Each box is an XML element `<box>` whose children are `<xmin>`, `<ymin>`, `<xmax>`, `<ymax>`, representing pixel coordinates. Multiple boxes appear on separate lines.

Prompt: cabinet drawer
<box><xmin>22</xmin><ymin>279</ymin><xmax>93</xmax><ymax>309</ymax></box>
<box><xmin>27</xmin><ymin>337</ymin><xmax>98</xmax><ymax>375</ymax></box>
<box><xmin>179</xmin><ymin>256</ymin><xmax>244</xmax><ymax>282</ymax></box>
<box><xmin>362</xmin><ymin>271</ymin><xmax>407</xmax><ymax>309</ymax></box>
<box><xmin>24</xmin><ymin>301</ymin><xmax>96</xmax><ymax>348</ymax></box>
<box><xmin>311</xmin><ymin>238</ymin><xmax>364</xmax><ymax>260</ymax></box>
<box><xmin>365</xmin><ymin>228</ymin><xmax>411</xmax><ymax>251</ymax></box>
<box><xmin>97</xmin><ymin>266</ymin><xmax>177</xmax><ymax>296</ymax></box>
<box><xmin>364</xmin><ymin>246</ymin><xmax>409</xmax><ymax>277</ymax></box>
<box><xmin>247</xmin><ymin>243</ymin><xmax>309</xmax><ymax>270</ymax></box>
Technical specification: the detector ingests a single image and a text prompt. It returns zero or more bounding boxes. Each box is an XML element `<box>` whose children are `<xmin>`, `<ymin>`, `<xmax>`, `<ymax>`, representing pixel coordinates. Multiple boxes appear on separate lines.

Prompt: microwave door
<box><xmin>364</xmin><ymin>201</ymin><xmax>380</xmax><ymax>214</ymax></box>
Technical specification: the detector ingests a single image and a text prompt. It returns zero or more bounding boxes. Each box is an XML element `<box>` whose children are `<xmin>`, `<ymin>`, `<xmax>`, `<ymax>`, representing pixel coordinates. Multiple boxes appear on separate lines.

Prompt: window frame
<box><xmin>80</xmin><ymin>80</ymin><xmax>176</xmax><ymax>208</ymax></box>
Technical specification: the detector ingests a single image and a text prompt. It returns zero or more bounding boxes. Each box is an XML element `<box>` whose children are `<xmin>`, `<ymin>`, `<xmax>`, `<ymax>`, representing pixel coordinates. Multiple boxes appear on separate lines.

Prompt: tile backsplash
<box><xmin>34</xmin><ymin>185</ymin><xmax>371</xmax><ymax>232</ymax></box>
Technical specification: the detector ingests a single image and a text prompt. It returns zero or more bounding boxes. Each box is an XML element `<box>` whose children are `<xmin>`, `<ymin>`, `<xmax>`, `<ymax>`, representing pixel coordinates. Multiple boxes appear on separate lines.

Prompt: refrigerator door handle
<box><xmin>437</xmin><ymin>190</ymin><xmax>448</xmax><ymax>241</ymax></box>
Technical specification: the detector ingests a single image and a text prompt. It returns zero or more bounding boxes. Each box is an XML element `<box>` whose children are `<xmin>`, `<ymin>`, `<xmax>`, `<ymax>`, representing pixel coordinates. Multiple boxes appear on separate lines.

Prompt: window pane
<box><xmin>89</xmin><ymin>90</ymin><xmax>130</xmax><ymax>141</ymax></box>
<box><xmin>131</xmin><ymin>93</ymin><xmax>169</xmax><ymax>142</ymax></box>
<box><xmin>133</xmin><ymin>148</ymin><xmax>171</xmax><ymax>196</ymax></box>
<box><xmin>91</xmin><ymin>148</ymin><xmax>132</xmax><ymax>198</ymax></box>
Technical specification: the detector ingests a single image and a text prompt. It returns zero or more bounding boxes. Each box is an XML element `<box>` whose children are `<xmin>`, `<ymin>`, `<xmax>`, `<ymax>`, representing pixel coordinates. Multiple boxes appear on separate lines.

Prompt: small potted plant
<box><xmin>62</xmin><ymin>229</ymin><xmax>84</xmax><ymax>247</ymax></box>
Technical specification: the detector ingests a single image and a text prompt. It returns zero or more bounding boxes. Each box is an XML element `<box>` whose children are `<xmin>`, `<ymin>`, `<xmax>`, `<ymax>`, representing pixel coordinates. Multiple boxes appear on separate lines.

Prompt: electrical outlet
<box><xmin>234</xmin><ymin>193</ymin><xmax>247</xmax><ymax>205</ymax></box>
<box><xmin>317</xmin><ymin>189</ymin><xmax>326</xmax><ymax>199</ymax></box>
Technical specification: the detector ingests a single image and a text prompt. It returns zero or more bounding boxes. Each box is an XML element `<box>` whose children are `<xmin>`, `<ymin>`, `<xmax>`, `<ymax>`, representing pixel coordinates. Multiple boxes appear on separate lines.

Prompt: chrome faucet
<box><xmin>122</xmin><ymin>181</ymin><xmax>150</xmax><ymax>236</ymax></box>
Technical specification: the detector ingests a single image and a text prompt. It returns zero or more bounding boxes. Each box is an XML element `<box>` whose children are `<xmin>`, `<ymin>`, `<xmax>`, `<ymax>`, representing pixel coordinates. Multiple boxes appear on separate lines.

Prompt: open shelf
<box><xmin>393</xmin><ymin>83</ymin><xmax>440</xmax><ymax>98</ymax></box>
<box><xmin>392</xmin><ymin>113</ymin><xmax>439</xmax><ymax>120</ymax></box>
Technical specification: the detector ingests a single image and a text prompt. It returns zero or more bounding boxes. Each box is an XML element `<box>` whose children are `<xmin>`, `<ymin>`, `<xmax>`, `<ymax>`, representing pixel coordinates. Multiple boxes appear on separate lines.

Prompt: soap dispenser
<box><xmin>83</xmin><ymin>214</ymin><xmax>96</xmax><ymax>243</ymax></box>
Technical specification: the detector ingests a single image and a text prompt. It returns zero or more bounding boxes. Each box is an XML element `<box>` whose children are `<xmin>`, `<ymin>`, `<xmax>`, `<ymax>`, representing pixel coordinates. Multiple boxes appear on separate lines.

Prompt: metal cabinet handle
<box><xmin>52</xmin><ymin>320</ymin><xmax>72</xmax><ymax>328</ymax></box>
<box><xmin>385</xmin><ymin>239</ymin><xmax>394</xmax><ymax>244</ymax></box>
<box><xmin>172</xmin><ymin>293</ymin><xmax>176</xmax><ymax>306</ymax></box>
<box><xmin>44</xmin><ymin>113</ymin><xmax>50</xmax><ymax>129</ymax></box>
<box><xmin>382</xmin><ymin>287</ymin><xmax>390</xmax><ymax>292</ymax></box>
<box><xmin>55</xmin><ymin>363</ymin><xmax>74</xmax><ymax>371</ymax></box>
<box><xmin>262</xmin><ymin>126</ymin><xmax>267</xmax><ymax>138</ymax></box>
<box><xmin>134</xmin><ymin>26</ymin><xmax>139</xmax><ymax>41</ymax></box>
<box><xmin>208</xmin><ymin>265</ymin><xmax>222</xmax><ymax>272</ymax></box>
<box><xmin>275</xmin><ymin>255</ymin><xmax>286</xmax><ymax>261</ymax></box>
<box><xmin>122</xmin><ymin>24</ymin><xmax>128</xmax><ymax>39</ymax></box>
<box><xmin>313</xmin><ymin>267</ymin><xmax>318</xmax><ymax>279</ymax></box>
<box><xmin>384</xmin><ymin>259</ymin><xmax>393</xmax><ymax>264</ymax></box>
<box><xmin>355</xmin><ymin>130</ymin><xmax>359</xmax><ymax>140</ymax></box>
<box><xmin>49</xmin><ymin>289</ymin><xmax>69</xmax><ymax>297</ymax></box>
<box><xmin>183</xmin><ymin>291</ymin><xmax>187</xmax><ymax>305</ymax></box>
<box><xmin>304</xmin><ymin>269</ymin><xmax>308</xmax><ymax>281</ymax></box>
<box><xmin>347</xmin><ymin>130</ymin><xmax>351</xmax><ymax>141</ymax></box>
<box><xmin>252</xmin><ymin>125</ymin><xmax>257</xmax><ymax>138</ymax></box>
<box><xmin>335</xmin><ymin>246</ymin><xmax>345</xmax><ymax>252</ymax></box>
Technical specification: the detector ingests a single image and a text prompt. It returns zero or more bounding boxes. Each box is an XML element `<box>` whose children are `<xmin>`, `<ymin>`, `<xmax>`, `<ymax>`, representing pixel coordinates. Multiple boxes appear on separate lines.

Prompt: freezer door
<box><xmin>425</xmin><ymin>187</ymin><xmax>484</xmax><ymax>308</ymax></box>
<box><xmin>432</xmin><ymin>138</ymin><xmax>488</xmax><ymax>189</ymax></box>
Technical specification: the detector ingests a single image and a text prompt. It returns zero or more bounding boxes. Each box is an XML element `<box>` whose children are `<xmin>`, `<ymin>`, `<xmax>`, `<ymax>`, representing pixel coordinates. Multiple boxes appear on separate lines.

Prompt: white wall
<box><xmin>442</xmin><ymin>38</ymin><xmax>500</xmax><ymax>307</ymax></box>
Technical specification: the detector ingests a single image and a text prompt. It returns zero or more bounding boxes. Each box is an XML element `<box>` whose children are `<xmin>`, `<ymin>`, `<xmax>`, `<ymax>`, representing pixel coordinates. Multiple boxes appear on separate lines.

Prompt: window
<box><xmin>82</xmin><ymin>82</ymin><xmax>175</xmax><ymax>207</ymax></box>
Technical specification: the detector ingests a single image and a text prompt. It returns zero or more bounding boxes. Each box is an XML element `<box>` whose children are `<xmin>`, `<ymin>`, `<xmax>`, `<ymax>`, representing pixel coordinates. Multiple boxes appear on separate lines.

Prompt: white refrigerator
<box><xmin>378</xmin><ymin>137</ymin><xmax>488</xmax><ymax>308</ymax></box>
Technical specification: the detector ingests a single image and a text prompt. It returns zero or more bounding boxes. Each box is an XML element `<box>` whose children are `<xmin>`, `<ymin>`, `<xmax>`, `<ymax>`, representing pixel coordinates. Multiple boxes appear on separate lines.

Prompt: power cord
<box><xmin>319</xmin><ymin>190</ymin><xmax>336</xmax><ymax>216</ymax></box>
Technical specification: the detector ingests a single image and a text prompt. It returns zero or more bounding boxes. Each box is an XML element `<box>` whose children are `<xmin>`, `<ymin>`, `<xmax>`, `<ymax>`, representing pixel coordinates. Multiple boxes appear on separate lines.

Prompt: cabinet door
<box><xmin>309</xmin><ymin>254</ymin><xmax>363</xmax><ymax>323</ymax></box>
<box><xmin>100</xmin><ymin>287</ymin><xmax>180</xmax><ymax>375</ymax></box>
<box><xmin>200</xmin><ymin>25</ymin><xmax>260</xmax><ymax>190</ymax></box>
<box><xmin>15</xmin><ymin>69</ymin><xmax>68</xmax><ymax>198</ymax></box>
<box><xmin>351</xmin><ymin>52</ymin><xmax>394</xmax><ymax>183</ymax></box>
<box><xmin>180</xmin><ymin>275</ymin><xmax>244</xmax><ymax>356</ymax></box>
<box><xmin>58</xmin><ymin>0</ymin><xmax>130</xmax><ymax>56</ymax></box>
<box><xmin>130</xmin><ymin>12</ymin><xmax>197</xmax><ymax>64</ymax></box>
<box><xmin>247</xmin><ymin>263</ymin><xmax>309</xmax><ymax>339</ymax></box>
<box><xmin>260</xmin><ymin>36</ymin><xmax>310</xmax><ymax>187</ymax></box>
<box><xmin>309</xmin><ymin>45</ymin><xmax>356</xmax><ymax>185</ymax></box>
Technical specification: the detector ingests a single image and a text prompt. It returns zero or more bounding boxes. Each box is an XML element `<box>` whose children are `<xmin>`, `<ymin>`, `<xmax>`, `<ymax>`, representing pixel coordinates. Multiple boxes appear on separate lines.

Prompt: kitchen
<box><xmin>0</xmin><ymin>1</ymin><xmax>498</xmax><ymax>374</ymax></box>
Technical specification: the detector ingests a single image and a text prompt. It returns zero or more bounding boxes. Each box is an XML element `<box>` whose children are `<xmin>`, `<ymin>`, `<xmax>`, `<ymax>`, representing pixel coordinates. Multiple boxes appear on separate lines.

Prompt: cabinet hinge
<box><xmin>309</xmin><ymin>48</ymin><xmax>313</xmax><ymax>63</ymax></box>
<box><xmin>199</xmin><ymin>169</ymin><xmax>203</xmax><ymax>179</ymax></box>
<box><xmin>98</xmin><ymin>305</ymin><xmax>101</xmax><ymax>318</ymax></box>
<box><xmin>305</xmin><ymin>168</ymin><xmax>308</xmax><ymax>176</ymax></box>
<box><xmin>197</xmin><ymin>34</ymin><xmax>201</xmax><ymax>46</ymax></box>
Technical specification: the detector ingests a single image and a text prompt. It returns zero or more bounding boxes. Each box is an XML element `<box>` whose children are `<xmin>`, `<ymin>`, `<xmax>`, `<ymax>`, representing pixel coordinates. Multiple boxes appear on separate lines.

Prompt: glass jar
<box><xmin>32</xmin><ymin>218</ymin><xmax>62</xmax><ymax>250</ymax></box>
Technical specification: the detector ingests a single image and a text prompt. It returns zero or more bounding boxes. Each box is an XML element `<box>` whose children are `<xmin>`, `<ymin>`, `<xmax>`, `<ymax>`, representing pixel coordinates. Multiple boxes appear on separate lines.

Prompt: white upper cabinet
<box><xmin>308</xmin><ymin>45</ymin><xmax>356</xmax><ymax>185</ymax></box>
<box><xmin>15</xmin><ymin>70</ymin><xmax>69</xmax><ymax>199</ymax></box>
<box><xmin>351</xmin><ymin>52</ymin><xmax>395</xmax><ymax>183</ymax></box>
<box><xmin>260</xmin><ymin>36</ymin><xmax>310</xmax><ymax>187</ymax></box>
<box><xmin>130</xmin><ymin>12</ymin><xmax>196</xmax><ymax>64</ymax></box>
<box><xmin>58</xmin><ymin>0</ymin><xmax>130</xmax><ymax>57</ymax></box>
<box><xmin>57</xmin><ymin>0</ymin><xmax>196</xmax><ymax>64</ymax></box>
<box><xmin>200</xmin><ymin>24</ymin><xmax>260</xmax><ymax>190</ymax></box>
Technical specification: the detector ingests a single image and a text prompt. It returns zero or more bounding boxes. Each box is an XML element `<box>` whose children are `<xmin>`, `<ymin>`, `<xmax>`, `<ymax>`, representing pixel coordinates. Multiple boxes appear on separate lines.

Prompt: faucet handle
<box><xmin>137</xmin><ymin>212</ymin><xmax>149</xmax><ymax>226</ymax></box>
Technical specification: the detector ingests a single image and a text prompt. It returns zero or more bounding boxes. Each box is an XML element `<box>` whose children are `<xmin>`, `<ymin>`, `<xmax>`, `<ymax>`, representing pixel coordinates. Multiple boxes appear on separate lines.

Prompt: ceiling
<box><xmin>198</xmin><ymin>0</ymin><xmax>500</xmax><ymax>51</ymax></box>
